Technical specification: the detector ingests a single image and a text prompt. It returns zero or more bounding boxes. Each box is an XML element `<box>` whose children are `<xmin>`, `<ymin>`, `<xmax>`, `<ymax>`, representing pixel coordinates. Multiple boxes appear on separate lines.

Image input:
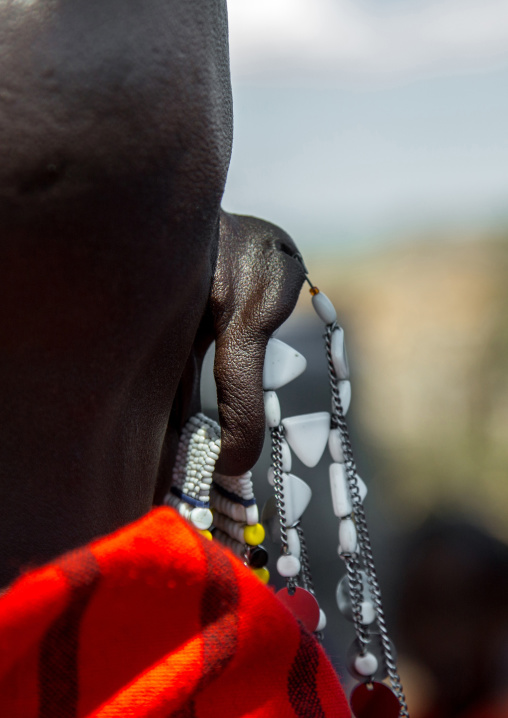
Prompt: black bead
<box><xmin>247</xmin><ymin>544</ymin><xmax>268</xmax><ymax>568</ymax></box>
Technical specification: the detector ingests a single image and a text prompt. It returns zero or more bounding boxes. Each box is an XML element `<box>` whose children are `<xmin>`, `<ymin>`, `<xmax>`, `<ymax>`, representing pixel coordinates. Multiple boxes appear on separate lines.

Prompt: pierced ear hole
<box><xmin>276</xmin><ymin>241</ymin><xmax>295</xmax><ymax>257</ymax></box>
<box><xmin>276</xmin><ymin>244</ymin><xmax>309</xmax><ymax>274</ymax></box>
<box><xmin>276</xmin><ymin>242</ymin><xmax>307</xmax><ymax>268</ymax></box>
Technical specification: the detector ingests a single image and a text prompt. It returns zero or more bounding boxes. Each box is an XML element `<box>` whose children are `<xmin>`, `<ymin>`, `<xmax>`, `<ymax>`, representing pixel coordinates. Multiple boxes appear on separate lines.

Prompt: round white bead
<box><xmin>360</xmin><ymin>601</ymin><xmax>377</xmax><ymax>625</ymax></box>
<box><xmin>328</xmin><ymin>428</ymin><xmax>344</xmax><ymax>463</ymax></box>
<box><xmin>339</xmin><ymin>518</ymin><xmax>357</xmax><ymax>554</ymax></box>
<box><xmin>354</xmin><ymin>652</ymin><xmax>378</xmax><ymax>677</ymax></box>
<box><xmin>317</xmin><ymin>609</ymin><xmax>327</xmax><ymax>631</ymax></box>
<box><xmin>264</xmin><ymin>391</ymin><xmax>281</xmax><ymax>427</ymax></box>
<box><xmin>190</xmin><ymin>507</ymin><xmax>213</xmax><ymax>530</ymax></box>
<box><xmin>277</xmin><ymin>554</ymin><xmax>301</xmax><ymax>577</ymax></box>
<box><xmin>311</xmin><ymin>291</ymin><xmax>337</xmax><ymax>325</ymax></box>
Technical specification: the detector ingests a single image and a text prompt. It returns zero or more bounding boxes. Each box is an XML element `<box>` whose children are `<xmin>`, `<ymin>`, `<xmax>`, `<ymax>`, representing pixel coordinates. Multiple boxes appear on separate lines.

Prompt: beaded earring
<box><xmin>164</xmin><ymin>413</ymin><xmax>269</xmax><ymax>582</ymax></box>
<box><xmin>166</xmin><ymin>260</ymin><xmax>409</xmax><ymax>718</ymax></box>
<box><xmin>262</xmin><ymin>269</ymin><xmax>409</xmax><ymax>718</ymax></box>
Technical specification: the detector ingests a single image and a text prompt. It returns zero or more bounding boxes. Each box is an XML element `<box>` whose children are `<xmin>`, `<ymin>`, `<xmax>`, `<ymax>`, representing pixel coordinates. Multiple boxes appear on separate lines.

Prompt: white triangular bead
<box><xmin>331</xmin><ymin>327</ymin><xmax>349</xmax><ymax>379</ymax></box>
<box><xmin>263</xmin><ymin>338</ymin><xmax>307</xmax><ymax>390</ymax></box>
<box><xmin>282</xmin><ymin>412</ymin><xmax>330</xmax><ymax>467</ymax></box>
<box><xmin>282</xmin><ymin>472</ymin><xmax>312</xmax><ymax>526</ymax></box>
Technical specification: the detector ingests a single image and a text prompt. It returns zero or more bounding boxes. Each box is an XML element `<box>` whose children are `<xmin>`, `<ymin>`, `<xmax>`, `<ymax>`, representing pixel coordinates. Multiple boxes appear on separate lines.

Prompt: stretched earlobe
<box><xmin>209</xmin><ymin>211</ymin><xmax>306</xmax><ymax>475</ymax></box>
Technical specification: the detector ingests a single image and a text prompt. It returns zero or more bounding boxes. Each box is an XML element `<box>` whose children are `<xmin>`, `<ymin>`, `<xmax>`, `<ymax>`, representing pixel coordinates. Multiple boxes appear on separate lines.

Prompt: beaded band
<box><xmin>164</xmin><ymin>413</ymin><xmax>269</xmax><ymax>583</ymax></box>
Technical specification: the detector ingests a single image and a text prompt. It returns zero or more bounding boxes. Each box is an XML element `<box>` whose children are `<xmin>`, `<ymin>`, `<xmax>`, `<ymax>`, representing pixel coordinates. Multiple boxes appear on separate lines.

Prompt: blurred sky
<box><xmin>223</xmin><ymin>0</ymin><xmax>508</xmax><ymax>251</ymax></box>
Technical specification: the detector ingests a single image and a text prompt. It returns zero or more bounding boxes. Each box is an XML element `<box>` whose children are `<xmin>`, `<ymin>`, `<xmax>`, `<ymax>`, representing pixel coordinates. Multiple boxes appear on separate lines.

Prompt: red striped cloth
<box><xmin>0</xmin><ymin>507</ymin><xmax>350</xmax><ymax>717</ymax></box>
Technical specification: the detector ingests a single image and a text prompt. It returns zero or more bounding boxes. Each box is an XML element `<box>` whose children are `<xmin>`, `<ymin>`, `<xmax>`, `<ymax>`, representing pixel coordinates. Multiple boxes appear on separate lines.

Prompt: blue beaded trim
<box><xmin>212</xmin><ymin>482</ymin><xmax>257</xmax><ymax>507</ymax></box>
<box><xmin>171</xmin><ymin>486</ymin><xmax>210</xmax><ymax>508</ymax></box>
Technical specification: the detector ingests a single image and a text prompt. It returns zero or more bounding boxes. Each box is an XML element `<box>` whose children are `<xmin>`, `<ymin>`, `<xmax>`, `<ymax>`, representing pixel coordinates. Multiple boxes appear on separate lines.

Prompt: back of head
<box><xmin>0</xmin><ymin>0</ymin><xmax>233</xmax><ymax>585</ymax></box>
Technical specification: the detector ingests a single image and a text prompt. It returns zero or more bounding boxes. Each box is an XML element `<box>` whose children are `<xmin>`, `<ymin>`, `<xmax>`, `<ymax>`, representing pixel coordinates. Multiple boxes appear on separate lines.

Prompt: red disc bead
<box><xmin>350</xmin><ymin>681</ymin><xmax>400</xmax><ymax>718</ymax></box>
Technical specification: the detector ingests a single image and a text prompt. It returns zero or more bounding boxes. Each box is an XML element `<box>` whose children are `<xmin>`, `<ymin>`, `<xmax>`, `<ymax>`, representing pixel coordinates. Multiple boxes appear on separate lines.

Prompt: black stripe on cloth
<box><xmin>38</xmin><ymin>547</ymin><xmax>101</xmax><ymax>718</ymax></box>
<box><xmin>288</xmin><ymin>624</ymin><xmax>326</xmax><ymax>718</ymax></box>
<box><xmin>169</xmin><ymin>704</ymin><xmax>196</xmax><ymax>718</ymax></box>
<box><xmin>169</xmin><ymin>537</ymin><xmax>239</xmax><ymax>718</ymax></box>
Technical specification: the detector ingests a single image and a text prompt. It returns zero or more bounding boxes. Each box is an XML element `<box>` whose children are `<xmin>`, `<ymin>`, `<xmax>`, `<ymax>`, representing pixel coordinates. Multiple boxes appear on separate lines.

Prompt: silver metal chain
<box><xmin>325</xmin><ymin>323</ymin><xmax>409</xmax><ymax>718</ymax></box>
<box><xmin>270</xmin><ymin>425</ymin><xmax>297</xmax><ymax>594</ymax></box>
<box><xmin>295</xmin><ymin>523</ymin><xmax>315</xmax><ymax>595</ymax></box>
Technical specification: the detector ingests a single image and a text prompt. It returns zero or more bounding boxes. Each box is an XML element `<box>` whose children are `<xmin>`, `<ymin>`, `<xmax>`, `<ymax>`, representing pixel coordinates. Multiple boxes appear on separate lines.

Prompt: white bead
<box><xmin>280</xmin><ymin>438</ymin><xmax>292</xmax><ymax>471</ymax></box>
<box><xmin>329</xmin><ymin>463</ymin><xmax>352</xmax><ymax>518</ymax></box>
<box><xmin>245</xmin><ymin>504</ymin><xmax>259</xmax><ymax>525</ymax></box>
<box><xmin>360</xmin><ymin>601</ymin><xmax>377</xmax><ymax>625</ymax></box>
<box><xmin>267</xmin><ymin>467</ymin><xmax>275</xmax><ymax>486</ymax></box>
<box><xmin>190</xmin><ymin>507</ymin><xmax>213</xmax><ymax>530</ymax></box>
<box><xmin>339</xmin><ymin>518</ymin><xmax>357</xmax><ymax>554</ymax></box>
<box><xmin>317</xmin><ymin>609</ymin><xmax>327</xmax><ymax>631</ymax></box>
<box><xmin>354</xmin><ymin>652</ymin><xmax>378</xmax><ymax>677</ymax></box>
<box><xmin>282</xmin><ymin>473</ymin><xmax>312</xmax><ymax>526</ymax></box>
<box><xmin>286</xmin><ymin>527</ymin><xmax>301</xmax><ymax>559</ymax></box>
<box><xmin>264</xmin><ymin>391</ymin><xmax>281</xmax><ymax>427</ymax></box>
<box><xmin>328</xmin><ymin>428</ymin><xmax>344</xmax><ymax>463</ymax></box>
<box><xmin>282</xmin><ymin>412</ymin><xmax>330</xmax><ymax>468</ymax></box>
<box><xmin>331</xmin><ymin>327</ymin><xmax>349</xmax><ymax>379</ymax></box>
<box><xmin>339</xmin><ymin>381</ymin><xmax>351</xmax><ymax>415</ymax></box>
<box><xmin>263</xmin><ymin>337</ymin><xmax>307</xmax><ymax>391</ymax></box>
<box><xmin>311</xmin><ymin>291</ymin><xmax>337</xmax><ymax>325</ymax></box>
<box><xmin>277</xmin><ymin>554</ymin><xmax>301</xmax><ymax>577</ymax></box>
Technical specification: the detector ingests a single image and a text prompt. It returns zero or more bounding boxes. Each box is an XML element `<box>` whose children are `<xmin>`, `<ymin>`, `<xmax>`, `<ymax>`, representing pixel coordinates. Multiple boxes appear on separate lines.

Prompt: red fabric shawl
<box><xmin>0</xmin><ymin>507</ymin><xmax>350</xmax><ymax>717</ymax></box>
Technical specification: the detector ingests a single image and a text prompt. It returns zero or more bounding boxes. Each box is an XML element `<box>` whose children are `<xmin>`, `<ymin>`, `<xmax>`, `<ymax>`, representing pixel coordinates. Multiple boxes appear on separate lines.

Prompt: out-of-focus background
<box><xmin>211</xmin><ymin>2</ymin><xmax>508</xmax><ymax>715</ymax></box>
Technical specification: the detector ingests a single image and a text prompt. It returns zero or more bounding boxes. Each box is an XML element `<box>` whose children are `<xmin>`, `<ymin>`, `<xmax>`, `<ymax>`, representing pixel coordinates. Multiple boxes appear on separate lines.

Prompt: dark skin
<box><xmin>0</xmin><ymin>0</ymin><xmax>305</xmax><ymax>586</ymax></box>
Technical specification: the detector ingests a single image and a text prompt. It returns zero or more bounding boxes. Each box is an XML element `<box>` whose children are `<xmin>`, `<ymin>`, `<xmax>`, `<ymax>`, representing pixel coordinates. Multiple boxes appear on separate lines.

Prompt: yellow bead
<box><xmin>252</xmin><ymin>567</ymin><xmax>270</xmax><ymax>584</ymax></box>
<box><xmin>198</xmin><ymin>530</ymin><xmax>213</xmax><ymax>541</ymax></box>
<box><xmin>244</xmin><ymin>523</ymin><xmax>265</xmax><ymax>546</ymax></box>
